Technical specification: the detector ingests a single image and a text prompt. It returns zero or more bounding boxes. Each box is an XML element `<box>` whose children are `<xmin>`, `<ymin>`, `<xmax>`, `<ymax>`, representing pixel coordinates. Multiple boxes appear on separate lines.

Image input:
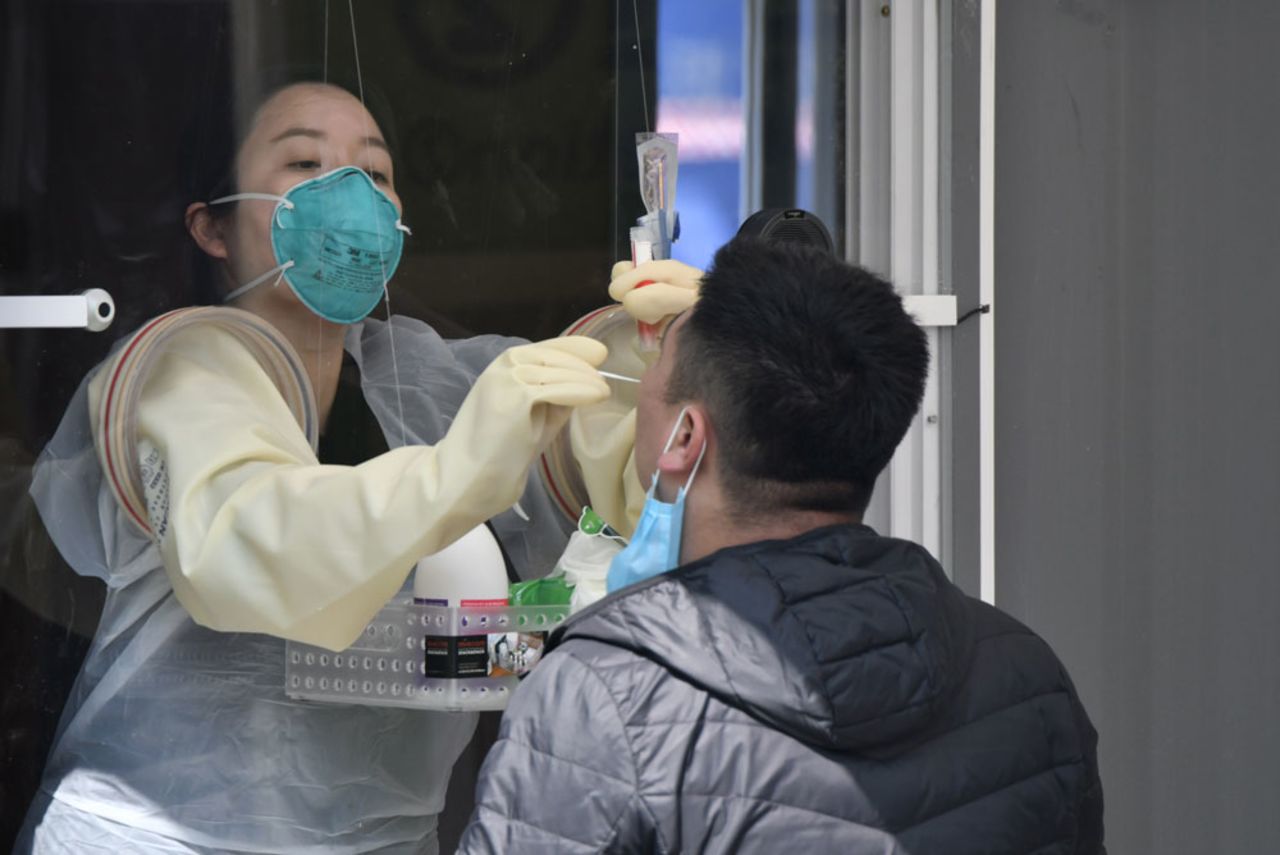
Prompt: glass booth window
<box><xmin>654</xmin><ymin>0</ymin><xmax>847</xmax><ymax>269</ymax></box>
<box><xmin>0</xmin><ymin>1</ymin><xmax>847</xmax><ymax>851</ymax></box>
<box><xmin>655</xmin><ymin>0</ymin><xmax>745</xmax><ymax>269</ymax></box>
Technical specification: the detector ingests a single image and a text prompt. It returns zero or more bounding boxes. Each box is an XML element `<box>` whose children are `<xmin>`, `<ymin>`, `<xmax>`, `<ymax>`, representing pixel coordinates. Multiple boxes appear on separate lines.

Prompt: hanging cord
<box><xmin>956</xmin><ymin>303</ymin><xmax>991</xmax><ymax>325</ymax></box>
<box><xmin>319</xmin><ymin>0</ymin><xmax>334</xmax><ymax>437</ymax></box>
<box><xmin>323</xmin><ymin>0</ymin><xmax>330</xmax><ymax>84</ymax></box>
<box><xmin>632</xmin><ymin>0</ymin><xmax>651</xmax><ymax>133</ymax></box>
<box><xmin>347</xmin><ymin>0</ymin><xmax>408</xmax><ymax>448</ymax></box>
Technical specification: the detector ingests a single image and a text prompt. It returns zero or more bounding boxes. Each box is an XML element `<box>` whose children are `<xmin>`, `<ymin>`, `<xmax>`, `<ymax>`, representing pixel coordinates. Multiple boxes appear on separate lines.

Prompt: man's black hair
<box><xmin>665</xmin><ymin>237</ymin><xmax>929</xmax><ymax>516</ymax></box>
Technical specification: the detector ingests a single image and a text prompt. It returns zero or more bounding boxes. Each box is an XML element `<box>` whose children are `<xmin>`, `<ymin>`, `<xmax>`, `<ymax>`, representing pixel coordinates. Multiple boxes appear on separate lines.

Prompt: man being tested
<box><xmin>459</xmin><ymin>238</ymin><xmax>1105</xmax><ymax>853</ymax></box>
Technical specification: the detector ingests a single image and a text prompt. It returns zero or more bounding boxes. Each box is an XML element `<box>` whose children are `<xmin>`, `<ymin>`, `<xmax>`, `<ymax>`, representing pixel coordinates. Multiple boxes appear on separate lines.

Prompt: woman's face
<box><xmin>219</xmin><ymin>83</ymin><xmax>401</xmax><ymax>306</ymax></box>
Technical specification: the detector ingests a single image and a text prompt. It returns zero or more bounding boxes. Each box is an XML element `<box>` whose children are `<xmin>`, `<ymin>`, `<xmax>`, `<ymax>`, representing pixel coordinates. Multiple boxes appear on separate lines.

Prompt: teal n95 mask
<box><xmin>606</xmin><ymin>407</ymin><xmax>706</xmax><ymax>594</ymax></box>
<box><xmin>211</xmin><ymin>166</ymin><xmax>410</xmax><ymax>324</ymax></box>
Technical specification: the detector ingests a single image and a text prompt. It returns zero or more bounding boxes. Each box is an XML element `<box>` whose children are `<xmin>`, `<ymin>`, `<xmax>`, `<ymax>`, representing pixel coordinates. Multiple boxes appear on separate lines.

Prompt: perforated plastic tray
<box><xmin>284</xmin><ymin>597</ymin><xmax>570</xmax><ymax>711</ymax></box>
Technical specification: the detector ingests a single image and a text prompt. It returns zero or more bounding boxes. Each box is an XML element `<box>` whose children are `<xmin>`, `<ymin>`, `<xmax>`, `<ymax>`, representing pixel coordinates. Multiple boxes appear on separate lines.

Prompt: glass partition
<box><xmin>0</xmin><ymin>1</ymin><xmax>849</xmax><ymax>850</ymax></box>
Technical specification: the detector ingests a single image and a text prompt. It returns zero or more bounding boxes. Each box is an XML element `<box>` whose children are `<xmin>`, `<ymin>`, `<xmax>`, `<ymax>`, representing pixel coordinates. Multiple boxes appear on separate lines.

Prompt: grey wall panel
<box><xmin>996</xmin><ymin>1</ymin><xmax>1280</xmax><ymax>852</ymax></box>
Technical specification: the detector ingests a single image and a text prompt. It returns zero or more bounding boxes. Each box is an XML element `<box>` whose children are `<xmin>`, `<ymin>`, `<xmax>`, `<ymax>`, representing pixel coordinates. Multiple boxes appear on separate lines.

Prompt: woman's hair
<box><xmin>181</xmin><ymin>66</ymin><xmax>400</xmax><ymax>304</ymax></box>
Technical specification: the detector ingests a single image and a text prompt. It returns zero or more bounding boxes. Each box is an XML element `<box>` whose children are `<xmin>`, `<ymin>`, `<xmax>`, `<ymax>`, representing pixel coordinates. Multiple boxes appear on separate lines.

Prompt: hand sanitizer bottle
<box><xmin>414</xmin><ymin>525</ymin><xmax>509</xmax><ymax>678</ymax></box>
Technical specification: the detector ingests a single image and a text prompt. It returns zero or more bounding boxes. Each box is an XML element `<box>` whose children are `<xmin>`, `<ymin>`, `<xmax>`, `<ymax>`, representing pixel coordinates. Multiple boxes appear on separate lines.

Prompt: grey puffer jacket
<box><xmin>459</xmin><ymin>525</ymin><xmax>1104</xmax><ymax>854</ymax></box>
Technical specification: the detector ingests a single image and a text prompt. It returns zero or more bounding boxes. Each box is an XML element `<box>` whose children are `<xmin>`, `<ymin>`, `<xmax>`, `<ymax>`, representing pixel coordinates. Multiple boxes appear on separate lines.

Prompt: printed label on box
<box><xmin>418</xmin><ymin>598</ymin><xmax>515</xmax><ymax>679</ymax></box>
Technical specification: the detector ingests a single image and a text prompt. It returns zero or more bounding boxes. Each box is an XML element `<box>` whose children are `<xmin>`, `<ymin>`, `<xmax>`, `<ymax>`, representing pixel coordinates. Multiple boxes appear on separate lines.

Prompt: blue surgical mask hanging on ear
<box><xmin>606</xmin><ymin>407</ymin><xmax>707</xmax><ymax>594</ymax></box>
<box><xmin>211</xmin><ymin>166</ymin><xmax>410</xmax><ymax>324</ymax></box>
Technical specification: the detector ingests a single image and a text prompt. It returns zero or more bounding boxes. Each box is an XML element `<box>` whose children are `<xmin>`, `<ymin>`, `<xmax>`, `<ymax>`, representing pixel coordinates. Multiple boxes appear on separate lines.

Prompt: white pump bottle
<box><xmin>412</xmin><ymin>524</ymin><xmax>509</xmax><ymax>608</ymax></box>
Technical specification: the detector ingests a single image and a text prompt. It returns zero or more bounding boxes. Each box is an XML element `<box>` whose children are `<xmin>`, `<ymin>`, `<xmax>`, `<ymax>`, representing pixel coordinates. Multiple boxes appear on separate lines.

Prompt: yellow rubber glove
<box><xmin>569</xmin><ymin>407</ymin><xmax>646</xmax><ymax>538</ymax></box>
<box><xmin>91</xmin><ymin>325</ymin><xmax>608</xmax><ymax>651</ymax></box>
<box><xmin>608</xmin><ymin>259</ymin><xmax>704</xmax><ymax>324</ymax></box>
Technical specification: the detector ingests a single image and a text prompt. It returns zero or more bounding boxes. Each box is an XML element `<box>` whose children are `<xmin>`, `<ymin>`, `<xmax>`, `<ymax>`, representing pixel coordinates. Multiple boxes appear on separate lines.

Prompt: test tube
<box><xmin>630</xmin><ymin>225</ymin><xmax>661</xmax><ymax>352</ymax></box>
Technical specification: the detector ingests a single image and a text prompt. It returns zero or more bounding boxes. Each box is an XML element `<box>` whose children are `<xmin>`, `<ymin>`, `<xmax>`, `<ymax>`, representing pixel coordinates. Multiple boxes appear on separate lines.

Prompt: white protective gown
<box><xmin>16</xmin><ymin>315</ymin><xmax>572</xmax><ymax>854</ymax></box>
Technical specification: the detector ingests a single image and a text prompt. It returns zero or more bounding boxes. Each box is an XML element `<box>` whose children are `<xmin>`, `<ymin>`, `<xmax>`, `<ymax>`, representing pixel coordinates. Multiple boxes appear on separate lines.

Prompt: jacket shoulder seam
<box><xmin>471</xmin><ymin>803</ymin><xmax>601</xmax><ymax>851</ymax></box>
<box><xmin>494</xmin><ymin>732</ymin><xmax>634</xmax><ymax>787</ymax></box>
<box><xmin>894</xmin><ymin>758</ymin><xmax>1083</xmax><ymax>837</ymax></box>
<box><xmin>643</xmin><ymin>788</ymin><xmax>892</xmax><ymax>832</ymax></box>
<box><xmin>920</xmin><ymin>687</ymin><xmax>1074</xmax><ymax>747</ymax></box>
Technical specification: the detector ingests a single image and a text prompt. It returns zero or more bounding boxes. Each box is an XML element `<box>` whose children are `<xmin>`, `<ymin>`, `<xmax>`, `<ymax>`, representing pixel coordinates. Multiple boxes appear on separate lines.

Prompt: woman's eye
<box><xmin>289</xmin><ymin>160</ymin><xmax>322</xmax><ymax>171</ymax></box>
<box><xmin>366</xmin><ymin>169</ymin><xmax>389</xmax><ymax>185</ymax></box>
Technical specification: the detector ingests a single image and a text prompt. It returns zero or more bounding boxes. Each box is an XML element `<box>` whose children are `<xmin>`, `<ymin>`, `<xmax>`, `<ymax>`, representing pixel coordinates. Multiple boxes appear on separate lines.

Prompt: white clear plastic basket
<box><xmin>284</xmin><ymin>597</ymin><xmax>570</xmax><ymax>711</ymax></box>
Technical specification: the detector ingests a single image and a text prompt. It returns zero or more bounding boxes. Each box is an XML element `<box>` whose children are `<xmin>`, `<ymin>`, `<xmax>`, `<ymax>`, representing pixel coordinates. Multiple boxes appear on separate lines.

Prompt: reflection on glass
<box><xmin>2</xmin><ymin>2</ymin><xmax>631</xmax><ymax>851</ymax></box>
<box><xmin>1</xmin><ymin>0</ymin><xmax>849</xmax><ymax>850</ymax></box>
<box><xmin>655</xmin><ymin>0</ymin><xmax>845</xmax><ymax>269</ymax></box>
<box><xmin>656</xmin><ymin>0</ymin><xmax>744</xmax><ymax>269</ymax></box>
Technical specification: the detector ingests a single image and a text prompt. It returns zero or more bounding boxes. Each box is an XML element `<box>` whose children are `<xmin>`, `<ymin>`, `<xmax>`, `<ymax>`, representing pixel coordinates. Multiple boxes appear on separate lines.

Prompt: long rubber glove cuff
<box><xmin>568</xmin><ymin>407</ymin><xmax>645</xmax><ymax>538</ymax></box>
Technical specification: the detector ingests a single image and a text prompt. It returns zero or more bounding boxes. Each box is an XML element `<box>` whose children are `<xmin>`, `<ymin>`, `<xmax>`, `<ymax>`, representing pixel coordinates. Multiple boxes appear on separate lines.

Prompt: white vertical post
<box><xmin>888</xmin><ymin>0</ymin><xmax>922</xmax><ymax>546</ymax></box>
<box><xmin>886</xmin><ymin>0</ymin><xmax>941</xmax><ymax>560</ymax></box>
<box><xmin>855</xmin><ymin>0</ymin><xmax>893</xmax><ymax>537</ymax></box>
<box><xmin>979</xmin><ymin>0</ymin><xmax>997</xmax><ymax>604</ymax></box>
<box><xmin>920</xmin><ymin>0</ymin><xmax>942</xmax><ymax>558</ymax></box>
<box><xmin>851</xmin><ymin>0</ymin><xmax>949</xmax><ymax>562</ymax></box>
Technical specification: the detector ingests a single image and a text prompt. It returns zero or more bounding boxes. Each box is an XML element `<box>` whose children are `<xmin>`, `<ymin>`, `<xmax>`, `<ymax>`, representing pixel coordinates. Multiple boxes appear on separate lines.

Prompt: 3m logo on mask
<box><xmin>315</xmin><ymin>235</ymin><xmax>392</xmax><ymax>294</ymax></box>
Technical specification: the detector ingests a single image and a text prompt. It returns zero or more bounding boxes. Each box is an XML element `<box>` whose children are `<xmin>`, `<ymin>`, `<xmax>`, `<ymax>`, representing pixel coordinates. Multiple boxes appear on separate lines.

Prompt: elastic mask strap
<box><xmin>224</xmin><ymin>260</ymin><xmax>295</xmax><ymax>304</ymax></box>
<box><xmin>683</xmin><ymin>439</ymin><xmax>708</xmax><ymax>493</ymax></box>
<box><xmin>209</xmin><ymin>192</ymin><xmax>293</xmax><ymax>210</ymax></box>
<box><xmin>659</xmin><ymin>406</ymin><xmax>691</xmax><ymax>455</ymax></box>
<box><xmin>396</xmin><ymin>221</ymin><xmax>412</xmax><ymax>236</ymax></box>
<box><xmin>649</xmin><ymin>406</ymin><xmax>706</xmax><ymax>495</ymax></box>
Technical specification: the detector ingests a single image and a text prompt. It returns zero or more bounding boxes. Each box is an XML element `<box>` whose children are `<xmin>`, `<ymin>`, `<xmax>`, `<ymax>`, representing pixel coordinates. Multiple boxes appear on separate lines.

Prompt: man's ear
<box><xmin>656</xmin><ymin>405</ymin><xmax>709</xmax><ymax>479</ymax></box>
<box><xmin>185</xmin><ymin>202</ymin><xmax>229</xmax><ymax>260</ymax></box>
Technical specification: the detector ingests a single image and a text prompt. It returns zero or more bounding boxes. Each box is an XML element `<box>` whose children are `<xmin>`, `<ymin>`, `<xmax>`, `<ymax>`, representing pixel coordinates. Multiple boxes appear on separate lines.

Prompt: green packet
<box><xmin>508</xmin><ymin>507</ymin><xmax>622</xmax><ymax>606</ymax></box>
<box><xmin>508</xmin><ymin>576</ymin><xmax>575</xmax><ymax>606</ymax></box>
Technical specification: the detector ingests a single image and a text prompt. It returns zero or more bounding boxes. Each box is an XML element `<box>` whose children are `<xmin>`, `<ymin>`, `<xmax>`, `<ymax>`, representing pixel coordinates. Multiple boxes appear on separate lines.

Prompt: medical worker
<box><xmin>15</xmin><ymin>80</ymin><xmax>613</xmax><ymax>853</ymax></box>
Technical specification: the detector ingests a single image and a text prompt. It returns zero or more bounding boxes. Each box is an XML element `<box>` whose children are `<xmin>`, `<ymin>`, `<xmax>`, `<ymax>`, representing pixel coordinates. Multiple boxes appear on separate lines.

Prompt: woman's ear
<box><xmin>185</xmin><ymin>202</ymin><xmax>229</xmax><ymax>260</ymax></box>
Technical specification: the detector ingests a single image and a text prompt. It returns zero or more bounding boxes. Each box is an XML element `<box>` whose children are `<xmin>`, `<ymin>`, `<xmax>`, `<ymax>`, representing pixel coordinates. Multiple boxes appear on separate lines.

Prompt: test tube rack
<box><xmin>284</xmin><ymin>598</ymin><xmax>570</xmax><ymax>712</ymax></box>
